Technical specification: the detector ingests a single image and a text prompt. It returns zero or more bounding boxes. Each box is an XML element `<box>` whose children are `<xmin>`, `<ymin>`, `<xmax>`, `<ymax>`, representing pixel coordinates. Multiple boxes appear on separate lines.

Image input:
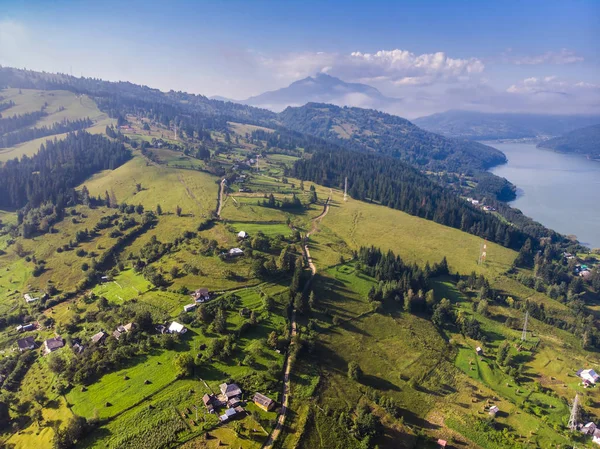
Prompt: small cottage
<box><xmin>192</xmin><ymin>288</ymin><xmax>210</xmax><ymax>303</ymax></box>
<box><xmin>237</xmin><ymin>231</ymin><xmax>248</xmax><ymax>239</ymax></box>
<box><xmin>91</xmin><ymin>331</ymin><xmax>107</xmax><ymax>345</ymax></box>
<box><xmin>220</xmin><ymin>382</ymin><xmax>242</xmax><ymax>400</ymax></box>
<box><xmin>168</xmin><ymin>322</ymin><xmax>187</xmax><ymax>334</ymax></box>
<box><xmin>183</xmin><ymin>303</ymin><xmax>196</xmax><ymax>313</ymax></box>
<box><xmin>253</xmin><ymin>392</ymin><xmax>275</xmax><ymax>411</ymax></box>
<box><xmin>476</xmin><ymin>346</ymin><xmax>483</xmax><ymax>356</ymax></box>
<box><xmin>17</xmin><ymin>336</ymin><xmax>36</xmax><ymax>352</ymax></box>
<box><xmin>489</xmin><ymin>405</ymin><xmax>500</xmax><ymax>416</ymax></box>
<box><xmin>44</xmin><ymin>336</ymin><xmax>65</xmax><ymax>355</ymax></box>
<box><xmin>579</xmin><ymin>369</ymin><xmax>599</xmax><ymax>384</ymax></box>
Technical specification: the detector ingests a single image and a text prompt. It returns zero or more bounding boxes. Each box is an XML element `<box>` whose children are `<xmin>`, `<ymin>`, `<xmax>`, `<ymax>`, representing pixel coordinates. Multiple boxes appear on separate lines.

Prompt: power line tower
<box><xmin>478</xmin><ymin>241</ymin><xmax>487</xmax><ymax>265</ymax></box>
<box><xmin>344</xmin><ymin>177</ymin><xmax>348</xmax><ymax>202</ymax></box>
<box><xmin>568</xmin><ymin>394</ymin><xmax>580</xmax><ymax>431</ymax></box>
<box><xmin>521</xmin><ymin>311</ymin><xmax>529</xmax><ymax>341</ymax></box>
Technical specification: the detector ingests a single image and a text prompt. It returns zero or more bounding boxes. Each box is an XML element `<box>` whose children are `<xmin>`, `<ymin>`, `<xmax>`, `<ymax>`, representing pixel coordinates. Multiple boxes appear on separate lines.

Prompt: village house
<box><xmin>228</xmin><ymin>248</ymin><xmax>244</xmax><ymax>257</ymax></box>
<box><xmin>24</xmin><ymin>293</ymin><xmax>39</xmax><ymax>303</ymax></box>
<box><xmin>219</xmin><ymin>382</ymin><xmax>242</xmax><ymax>400</ymax></box>
<box><xmin>44</xmin><ymin>336</ymin><xmax>65</xmax><ymax>355</ymax></box>
<box><xmin>237</xmin><ymin>231</ymin><xmax>248</xmax><ymax>239</ymax></box>
<box><xmin>581</xmin><ymin>422</ymin><xmax>597</xmax><ymax>435</ymax></box>
<box><xmin>489</xmin><ymin>405</ymin><xmax>500</xmax><ymax>416</ymax></box>
<box><xmin>113</xmin><ymin>322</ymin><xmax>135</xmax><ymax>340</ymax></box>
<box><xmin>202</xmin><ymin>394</ymin><xmax>216</xmax><ymax>413</ymax></box>
<box><xmin>578</xmin><ymin>368</ymin><xmax>599</xmax><ymax>384</ymax></box>
<box><xmin>91</xmin><ymin>331</ymin><xmax>107</xmax><ymax>345</ymax></box>
<box><xmin>219</xmin><ymin>407</ymin><xmax>238</xmax><ymax>422</ymax></box>
<box><xmin>183</xmin><ymin>303</ymin><xmax>196</xmax><ymax>313</ymax></box>
<box><xmin>192</xmin><ymin>288</ymin><xmax>210</xmax><ymax>303</ymax></box>
<box><xmin>476</xmin><ymin>346</ymin><xmax>483</xmax><ymax>356</ymax></box>
<box><xmin>253</xmin><ymin>392</ymin><xmax>275</xmax><ymax>411</ymax></box>
<box><xmin>17</xmin><ymin>336</ymin><xmax>36</xmax><ymax>352</ymax></box>
<box><xmin>16</xmin><ymin>323</ymin><xmax>35</xmax><ymax>332</ymax></box>
<box><xmin>437</xmin><ymin>439</ymin><xmax>447</xmax><ymax>448</ymax></box>
<box><xmin>593</xmin><ymin>429</ymin><xmax>600</xmax><ymax>446</ymax></box>
<box><xmin>168</xmin><ymin>321</ymin><xmax>187</xmax><ymax>334</ymax></box>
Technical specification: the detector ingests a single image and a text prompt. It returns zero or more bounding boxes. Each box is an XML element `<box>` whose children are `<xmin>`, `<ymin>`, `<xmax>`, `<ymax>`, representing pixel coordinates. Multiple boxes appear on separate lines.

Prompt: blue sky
<box><xmin>1</xmin><ymin>0</ymin><xmax>598</xmax><ymax>116</ymax></box>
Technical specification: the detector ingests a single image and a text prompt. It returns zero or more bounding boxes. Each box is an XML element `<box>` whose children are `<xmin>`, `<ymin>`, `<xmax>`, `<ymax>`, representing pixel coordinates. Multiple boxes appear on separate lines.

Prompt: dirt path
<box><xmin>262</xmin><ymin>194</ymin><xmax>331</xmax><ymax>449</ymax></box>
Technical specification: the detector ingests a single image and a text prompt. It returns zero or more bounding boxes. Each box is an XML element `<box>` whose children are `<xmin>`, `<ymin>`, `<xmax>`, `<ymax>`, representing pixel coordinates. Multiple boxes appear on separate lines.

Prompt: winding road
<box><xmin>262</xmin><ymin>194</ymin><xmax>331</xmax><ymax>449</ymax></box>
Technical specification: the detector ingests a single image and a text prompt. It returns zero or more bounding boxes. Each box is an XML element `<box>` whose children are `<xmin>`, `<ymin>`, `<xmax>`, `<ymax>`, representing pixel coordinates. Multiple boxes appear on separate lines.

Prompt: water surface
<box><xmin>489</xmin><ymin>142</ymin><xmax>600</xmax><ymax>248</ymax></box>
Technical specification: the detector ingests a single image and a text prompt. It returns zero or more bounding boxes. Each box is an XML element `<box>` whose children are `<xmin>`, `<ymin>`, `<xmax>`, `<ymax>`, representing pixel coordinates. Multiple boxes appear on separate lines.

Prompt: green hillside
<box><xmin>0</xmin><ymin>69</ymin><xmax>598</xmax><ymax>449</ymax></box>
<box><xmin>538</xmin><ymin>124</ymin><xmax>600</xmax><ymax>159</ymax></box>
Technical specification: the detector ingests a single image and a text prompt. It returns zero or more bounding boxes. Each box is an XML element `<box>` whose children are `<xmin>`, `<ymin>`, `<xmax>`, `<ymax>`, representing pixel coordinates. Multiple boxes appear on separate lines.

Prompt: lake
<box><xmin>489</xmin><ymin>142</ymin><xmax>600</xmax><ymax>248</ymax></box>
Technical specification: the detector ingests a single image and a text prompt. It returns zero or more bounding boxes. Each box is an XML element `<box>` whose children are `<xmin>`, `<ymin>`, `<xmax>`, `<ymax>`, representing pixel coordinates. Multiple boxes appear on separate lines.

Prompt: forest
<box><xmin>0</xmin><ymin>131</ymin><xmax>131</xmax><ymax>210</ymax></box>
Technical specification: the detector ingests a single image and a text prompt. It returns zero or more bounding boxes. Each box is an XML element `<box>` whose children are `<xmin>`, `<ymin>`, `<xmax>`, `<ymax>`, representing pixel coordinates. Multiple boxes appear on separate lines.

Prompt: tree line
<box><xmin>0</xmin><ymin>109</ymin><xmax>47</xmax><ymax>135</ymax></box>
<box><xmin>291</xmin><ymin>149</ymin><xmax>530</xmax><ymax>250</ymax></box>
<box><xmin>0</xmin><ymin>117</ymin><xmax>92</xmax><ymax>148</ymax></box>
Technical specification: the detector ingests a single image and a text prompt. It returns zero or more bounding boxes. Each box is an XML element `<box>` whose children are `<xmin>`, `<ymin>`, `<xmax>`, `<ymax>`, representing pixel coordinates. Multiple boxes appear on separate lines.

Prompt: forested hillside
<box><xmin>291</xmin><ymin>149</ymin><xmax>531</xmax><ymax>249</ymax></box>
<box><xmin>414</xmin><ymin>109</ymin><xmax>600</xmax><ymax>140</ymax></box>
<box><xmin>280</xmin><ymin>103</ymin><xmax>506</xmax><ymax>172</ymax></box>
<box><xmin>0</xmin><ymin>131</ymin><xmax>130</xmax><ymax>210</ymax></box>
<box><xmin>537</xmin><ymin>123</ymin><xmax>600</xmax><ymax>158</ymax></box>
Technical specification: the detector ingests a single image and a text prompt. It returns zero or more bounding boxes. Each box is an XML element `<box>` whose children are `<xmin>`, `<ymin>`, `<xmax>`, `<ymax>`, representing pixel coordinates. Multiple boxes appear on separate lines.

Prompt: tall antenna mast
<box><xmin>521</xmin><ymin>310</ymin><xmax>529</xmax><ymax>341</ymax></box>
<box><xmin>478</xmin><ymin>240</ymin><xmax>487</xmax><ymax>265</ymax></box>
<box><xmin>344</xmin><ymin>177</ymin><xmax>348</xmax><ymax>202</ymax></box>
<box><xmin>568</xmin><ymin>394</ymin><xmax>580</xmax><ymax>431</ymax></box>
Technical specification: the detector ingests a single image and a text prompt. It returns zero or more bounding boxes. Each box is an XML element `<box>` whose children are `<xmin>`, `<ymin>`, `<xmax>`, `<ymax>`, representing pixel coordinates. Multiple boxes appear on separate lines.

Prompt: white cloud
<box><xmin>506</xmin><ymin>76</ymin><xmax>598</xmax><ymax>94</ymax></box>
<box><xmin>507</xmin><ymin>48</ymin><xmax>584</xmax><ymax>65</ymax></box>
<box><xmin>259</xmin><ymin>48</ymin><xmax>485</xmax><ymax>86</ymax></box>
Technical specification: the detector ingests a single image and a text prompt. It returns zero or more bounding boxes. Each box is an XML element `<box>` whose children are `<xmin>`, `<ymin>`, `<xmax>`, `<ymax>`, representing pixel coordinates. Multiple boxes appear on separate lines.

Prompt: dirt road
<box><xmin>262</xmin><ymin>194</ymin><xmax>331</xmax><ymax>449</ymax></box>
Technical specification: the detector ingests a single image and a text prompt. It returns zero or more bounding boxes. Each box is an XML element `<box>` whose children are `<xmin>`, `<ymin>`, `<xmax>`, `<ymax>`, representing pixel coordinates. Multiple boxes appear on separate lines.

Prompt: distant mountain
<box><xmin>537</xmin><ymin>124</ymin><xmax>600</xmax><ymax>159</ymax></box>
<box><xmin>209</xmin><ymin>95</ymin><xmax>240</xmax><ymax>103</ymax></box>
<box><xmin>241</xmin><ymin>73</ymin><xmax>401</xmax><ymax>112</ymax></box>
<box><xmin>279</xmin><ymin>103</ymin><xmax>506</xmax><ymax>172</ymax></box>
<box><xmin>413</xmin><ymin>110</ymin><xmax>600</xmax><ymax>140</ymax></box>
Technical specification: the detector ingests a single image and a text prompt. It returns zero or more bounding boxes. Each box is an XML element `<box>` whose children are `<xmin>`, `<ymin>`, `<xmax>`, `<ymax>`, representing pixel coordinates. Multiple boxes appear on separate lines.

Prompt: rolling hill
<box><xmin>537</xmin><ymin>123</ymin><xmax>600</xmax><ymax>159</ymax></box>
<box><xmin>279</xmin><ymin>103</ymin><xmax>507</xmax><ymax>172</ymax></box>
<box><xmin>413</xmin><ymin>110</ymin><xmax>600</xmax><ymax>140</ymax></box>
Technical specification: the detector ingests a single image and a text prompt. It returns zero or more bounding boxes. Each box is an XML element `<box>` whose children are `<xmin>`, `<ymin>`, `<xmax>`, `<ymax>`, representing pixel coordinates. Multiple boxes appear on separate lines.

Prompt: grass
<box><xmin>317</xmin><ymin>187</ymin><xmax>517</xmax><ymax>277</ymax></box>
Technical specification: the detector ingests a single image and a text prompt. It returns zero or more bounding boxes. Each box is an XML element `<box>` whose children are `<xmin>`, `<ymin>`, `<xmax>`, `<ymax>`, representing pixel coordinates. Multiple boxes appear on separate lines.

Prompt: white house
<box><xmin>24</xmin><ymin>294</ymin><xmax>39</xmax><ymax>303</ymax></box>
<box><xmin>580</xmin><ymin>369</ymin><xmax>599</xmax><ymax>384</ymax></box>
<box><xmin>237</xmin><ymin>231</ymin><xmax>248</xmax><ymax>239</ymax></box>
<box><xmin>168</xmin><ymin>321</ymin><xmax>187</xmax><ymax>334</ymax></box>
<box><xmin>229</xmin><ymin>248</ymin><xmax>244</xmax><ymax>256</ymax></box>
<box><xmin>489</xmin><ymin>405</ymin><xmax>499</xmax><ymax>416</ymax></box>
<box><xmin>183</xmin><ymin>303</ymin><xmax>196</xmax><ymax>313</ymax></box>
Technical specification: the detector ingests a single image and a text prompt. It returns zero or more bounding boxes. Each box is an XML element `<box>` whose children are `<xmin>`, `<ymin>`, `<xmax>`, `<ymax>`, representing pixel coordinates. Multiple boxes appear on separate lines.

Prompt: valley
<box><xmin>0</xmin><ymin>70</ymin><xmax>598</xmax><ymax>449</ymax></box>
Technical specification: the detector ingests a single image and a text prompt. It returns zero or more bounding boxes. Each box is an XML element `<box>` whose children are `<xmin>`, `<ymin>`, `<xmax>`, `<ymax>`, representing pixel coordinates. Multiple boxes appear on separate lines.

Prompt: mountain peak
<box><xmin>241</xmin><ymin>74</ymin><xmax>399</xmax><ymax>112</ymax></box>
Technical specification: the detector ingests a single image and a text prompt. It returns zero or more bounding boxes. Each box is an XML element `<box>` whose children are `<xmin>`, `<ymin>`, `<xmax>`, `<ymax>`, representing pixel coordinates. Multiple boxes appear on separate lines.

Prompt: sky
<box><xmin>0</xmin><ymin>0</ymin><xmax>599</xmax><ymax>117</ymax></box>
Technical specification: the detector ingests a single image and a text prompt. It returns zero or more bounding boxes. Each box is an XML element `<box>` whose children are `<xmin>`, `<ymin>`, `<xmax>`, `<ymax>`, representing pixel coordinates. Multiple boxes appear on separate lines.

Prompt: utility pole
<box><xmin>521</xmin><ymin>311</ymin><xmax>529</xmax><ymax>341</ymax></box>
<box><xmin>174</xmin><ymin>123</ymin><xmax>178</xmax><ymax>141</ymax></box>
<box><xmin>568</xmin><ymin>394</ymin><xmax>580</xmax><ymax>431</ymax></box>
<box><xmin>344</xmin><ymin>177</ymin><xmax>348</xmax><ymax>202</ymax></box>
